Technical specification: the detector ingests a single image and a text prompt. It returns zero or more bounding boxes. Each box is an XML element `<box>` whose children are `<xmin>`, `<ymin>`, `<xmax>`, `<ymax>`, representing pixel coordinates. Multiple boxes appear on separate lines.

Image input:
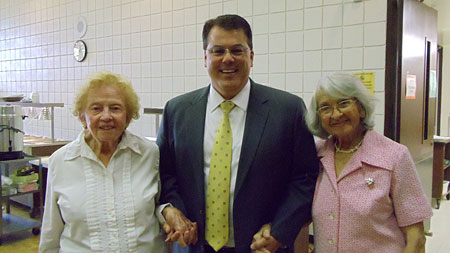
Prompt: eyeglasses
<box><xmin>207</xmin><ymin>46</ymin><xmax>249</xmax><ymax>57</ymax></box>
<box><xmin>317</xmin><ymin>99</ymin><xmax>357</xmax><ymax>116</ymax></box>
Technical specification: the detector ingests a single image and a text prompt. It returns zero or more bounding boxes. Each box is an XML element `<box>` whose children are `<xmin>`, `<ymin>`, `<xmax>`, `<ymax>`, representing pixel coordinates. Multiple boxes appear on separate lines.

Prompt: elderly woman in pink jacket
<box><xmin>306</xmin><ymin>72</ymin><xmax>432</xmax><ymax>253</ymax></box>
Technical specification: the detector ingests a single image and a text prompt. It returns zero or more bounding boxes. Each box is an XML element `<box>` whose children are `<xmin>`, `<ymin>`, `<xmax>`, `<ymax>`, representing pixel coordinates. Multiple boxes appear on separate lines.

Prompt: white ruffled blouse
<box><xmin>39</xmin><ymin>131</ymin><xmax>167</xmax><ymax>253</ymax></box>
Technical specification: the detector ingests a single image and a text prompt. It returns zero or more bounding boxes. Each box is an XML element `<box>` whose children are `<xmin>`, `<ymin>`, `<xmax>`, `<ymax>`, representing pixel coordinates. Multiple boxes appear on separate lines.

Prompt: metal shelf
<box><xmin>143</xmin><ymin>107</ymin><xmax>163</xmax><ymax>137</ymax></box>
<box><xmin>0</xmin><ymin>156</ymin><xmax>42</xmax><ymax>165</ymax></box>
<box><xmin>2</xmin><ymin>189</ymin><xmax>40</xmax><ymax>198</ymax></box>
<box><xmin>0</xmin><ymin>102</ymin><xmax>64</xmax><ymax>142</ymax></box>
<box><xmin>0</xmin><ymin>102</ymin><xmax>64</xmax><ymax>108</ymax></box>
<box><xmin>0</xmin><ymin>156</ymin><xmax>43</xmax><ymax>241</ymax></box>
<box><xmin>1</xmin><ymin>213</ymin><xmax>40</xmax><ymax>234</ymax></box>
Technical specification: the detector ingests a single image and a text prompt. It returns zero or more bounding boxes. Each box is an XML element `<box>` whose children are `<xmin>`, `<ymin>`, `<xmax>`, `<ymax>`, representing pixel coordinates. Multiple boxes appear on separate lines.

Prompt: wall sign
<box><xmin>353</xmin><ymin>72</ymin><xmax>375</xmax><ymax>94</ymax></box>
<box><xmin>406</xmin><ymin>74</ymin><xmax>417</xmax><ymax>99</ymax></box>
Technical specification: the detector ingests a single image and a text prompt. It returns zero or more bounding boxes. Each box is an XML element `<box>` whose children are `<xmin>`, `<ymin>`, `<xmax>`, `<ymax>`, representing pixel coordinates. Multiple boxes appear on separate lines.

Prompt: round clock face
<box><xmin>73</xmin><ymin>40</ymin><xmax>87</xmax><ymax>62</ymax></box>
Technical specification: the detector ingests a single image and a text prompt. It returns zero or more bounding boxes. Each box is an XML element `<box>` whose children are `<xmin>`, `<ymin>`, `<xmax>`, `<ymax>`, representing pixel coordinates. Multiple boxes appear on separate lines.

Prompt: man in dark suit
<box><xmin>157</xmin><ymin>14</ymin><xmax>318</xmax><ymax>253</ymax></box>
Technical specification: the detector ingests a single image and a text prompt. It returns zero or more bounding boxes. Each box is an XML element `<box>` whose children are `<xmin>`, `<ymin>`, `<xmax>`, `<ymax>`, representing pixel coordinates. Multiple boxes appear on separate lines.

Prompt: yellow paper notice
<box><xmin>353</xmin><ymin>72</ymin><xmax>375</xmax><ymax>94</ymax></box>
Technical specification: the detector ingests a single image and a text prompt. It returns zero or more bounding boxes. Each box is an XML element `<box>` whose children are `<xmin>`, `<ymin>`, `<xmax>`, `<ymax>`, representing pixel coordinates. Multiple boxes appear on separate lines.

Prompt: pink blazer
<box><xmin>312</xmin><ymin>130</ymin><xmax>433</xmax><ymax>253</ymax></box>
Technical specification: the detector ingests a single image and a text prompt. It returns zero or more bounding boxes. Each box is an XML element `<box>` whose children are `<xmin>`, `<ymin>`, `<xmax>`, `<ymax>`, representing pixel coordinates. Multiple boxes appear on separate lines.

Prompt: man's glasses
<box><xmin>317</xmin><ymin>99</ymin><xmax>357</xmax><ymax>116</ymax></box>
<box><xmin>207</xmin><ymin>46</ymin><xmax>249</xmax><ymax>57</ymax></box>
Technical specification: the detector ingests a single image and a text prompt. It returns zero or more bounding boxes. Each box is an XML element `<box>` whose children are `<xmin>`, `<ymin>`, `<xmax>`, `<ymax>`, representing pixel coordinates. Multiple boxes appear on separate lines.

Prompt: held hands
<box><xmin>250</xmin><ymin>224</ymin><xmax>283</xmax><ymax>253</ymax></box>
<box><xmin>162</xmin><ymin>206</ymin><xmax>198</xmax><ymax>248</ymax></box>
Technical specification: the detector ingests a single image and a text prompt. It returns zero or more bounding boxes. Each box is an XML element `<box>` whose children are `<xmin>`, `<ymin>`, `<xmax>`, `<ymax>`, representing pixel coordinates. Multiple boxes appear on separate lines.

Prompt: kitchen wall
<box><xmin>435</xmin><ymin>0</ymin><xmax>450</xmax><ymax>136</ymax></box>
<box><xmin>0</xmin><ymin>0</ymin><xmax>387</xmax><ymax>140</ymax></box>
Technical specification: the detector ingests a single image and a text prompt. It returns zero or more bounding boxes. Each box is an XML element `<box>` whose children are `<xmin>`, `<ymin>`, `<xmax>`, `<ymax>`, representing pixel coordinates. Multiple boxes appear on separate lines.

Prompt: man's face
<box><xmin>204</xmin><ymin>26</ymin><xmax>254</xmax><ymax>100</ymax></box>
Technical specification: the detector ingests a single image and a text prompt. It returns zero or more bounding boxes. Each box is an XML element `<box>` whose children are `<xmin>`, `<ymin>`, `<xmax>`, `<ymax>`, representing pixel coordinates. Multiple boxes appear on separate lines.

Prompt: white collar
<box><xmin>208</xmin><ymin>79</ymin><xmax>251</xmax><ymax>113</ymax></box>
<box><xmin>64</xmin><ymin>130</ymin><xmax>142</xmax><ymax>161</ymax></box>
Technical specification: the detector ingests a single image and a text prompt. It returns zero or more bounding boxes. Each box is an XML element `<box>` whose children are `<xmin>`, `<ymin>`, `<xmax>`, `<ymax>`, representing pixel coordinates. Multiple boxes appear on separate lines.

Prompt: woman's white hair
<box><xmin>306</xmin><ymin>72</ymin><xmax>376</xmax><ymax>139</ymax></box>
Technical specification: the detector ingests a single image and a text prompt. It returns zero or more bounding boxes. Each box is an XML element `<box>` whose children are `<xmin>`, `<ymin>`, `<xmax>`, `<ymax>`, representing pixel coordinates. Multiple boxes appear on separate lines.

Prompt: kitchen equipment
<box><xmin>0</xmin><ymin>105</ymin><xmax>24</xmax><ymax>161</ymax></box>
<box><xmin>38</xmin><ymin>107</ymin><xmax>51</xmax><ymax>120</ymax></box>
<box><xmin>0</xmin><ymin>95</ymin><xmax>24</xmax><ymax>102</ymax></box>
<box><xmin>31</xmin><ymin>92</ymin><xmax>39</xmax><ymax>103</ymax></box>
<box><xmin>0</xmin><ymin>102</ymin><xmax>64</xmax><ymax>142</ymax></box>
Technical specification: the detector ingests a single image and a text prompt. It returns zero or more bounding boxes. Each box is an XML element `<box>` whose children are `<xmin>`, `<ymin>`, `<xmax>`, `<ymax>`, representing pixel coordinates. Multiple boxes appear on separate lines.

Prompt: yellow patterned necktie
<box><xmin>206</xmin><ymin>100</ymin><xmax>235</xmax><ymax>251</ymax></box>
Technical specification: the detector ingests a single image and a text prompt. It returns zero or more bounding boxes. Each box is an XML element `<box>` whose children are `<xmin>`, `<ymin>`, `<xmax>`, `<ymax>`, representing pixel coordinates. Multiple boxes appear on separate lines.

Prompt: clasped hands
<box><xmin>250</xmin><ymin>223</ymin><xmax>283</xmax><ymax>253</ymax></box>
<box><xmin>162</xmin><ymin>206</ymin><xmax>198</xmax><ymax>248</ymax></box>
<box><xmin>163</xmin><ymin>207</ymin><xmax>281</xmax><ymax>252</ymax></box>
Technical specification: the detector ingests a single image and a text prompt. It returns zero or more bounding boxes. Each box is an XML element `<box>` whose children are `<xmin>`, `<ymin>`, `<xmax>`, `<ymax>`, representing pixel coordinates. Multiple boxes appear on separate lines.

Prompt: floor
<box><xmin>426</xmin><ymin>198</ymin><xmax>450</xmax><ymax>252</ymax></box>
<box><xmin>0</xmin><ymin>203</ymin><xmax>40</xmax><ymax>253</ymax></box>
<box><xmin>1</xmin><ymin>200</ymin><xmax>449</xmax><ymax>252</ymax></box>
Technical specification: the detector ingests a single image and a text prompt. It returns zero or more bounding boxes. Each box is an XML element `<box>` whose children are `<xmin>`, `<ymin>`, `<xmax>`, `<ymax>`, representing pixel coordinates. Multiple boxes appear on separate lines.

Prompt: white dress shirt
<box><xmin>203</xmin><ymin>80</ymin><xmax>250</xmax><ymax>247</ymax></box>
<box><xmin>39</xmin><ymin>130</ymin><xmax>167</xmax><ymax>253</ymax></box>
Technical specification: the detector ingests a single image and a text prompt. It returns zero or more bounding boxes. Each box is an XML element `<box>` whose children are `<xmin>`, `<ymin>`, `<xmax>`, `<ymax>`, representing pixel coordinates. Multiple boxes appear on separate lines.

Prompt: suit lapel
<box><xmin>234</xmin><ymin>81</ymin><xmax>269</xmax><ymax>197</ymax></box>
<box><xmin>186</xmin><ymin>87</ymin><xmax>209</xmax><ymax>201</ymax></box>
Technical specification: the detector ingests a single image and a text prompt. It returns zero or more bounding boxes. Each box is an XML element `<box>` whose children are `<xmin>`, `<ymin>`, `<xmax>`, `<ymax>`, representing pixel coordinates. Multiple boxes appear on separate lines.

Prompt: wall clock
<box><xmin>73</xmin><ymin>40</ymin><xmax>87</xmax><ymax>62</ymax></box>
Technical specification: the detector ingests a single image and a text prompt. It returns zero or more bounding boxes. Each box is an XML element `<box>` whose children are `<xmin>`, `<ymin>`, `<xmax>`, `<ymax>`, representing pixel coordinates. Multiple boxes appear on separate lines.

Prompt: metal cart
<box><xmin>432</xmin><ymin>136</ymin><xmax>450</xmax><ymax>209</ymax></box>
<box><xmin>0</xmin><ymin>155</ymin><xmax>43</xmax><ymax>244</ymax></box>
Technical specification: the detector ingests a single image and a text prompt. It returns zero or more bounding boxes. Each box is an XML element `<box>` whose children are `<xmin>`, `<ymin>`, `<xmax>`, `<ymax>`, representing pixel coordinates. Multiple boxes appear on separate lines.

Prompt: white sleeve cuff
<box><xmin>156</xmin><ymin>203</ymin><xmax>172</xmax><ymax>225</ymax></box>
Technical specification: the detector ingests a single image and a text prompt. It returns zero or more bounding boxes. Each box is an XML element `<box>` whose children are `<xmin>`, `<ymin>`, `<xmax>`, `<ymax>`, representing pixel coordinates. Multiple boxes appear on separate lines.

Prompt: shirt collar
<box><xmin>317</xmin><ymin>130</ymin><xmax>393</xmax><ymax>171</ymax></box>
<box><xmin>357</xmin><ymin>130</ymin><xmax>394</xmax><ymax>170</ymax></box>
<box><xmin>116</xmin><ymin>130</ymin><xmax>142</xmax><ymax>155</ymax></box>
<box><xmin>64</xmin><ymin>130</ymin><xmax>142</xmax><ymax>161</ymax></box>
<box><xmin>208</xmin><ymin>79</ymin><xmax>250</xmax><ymax>113</ymax></box>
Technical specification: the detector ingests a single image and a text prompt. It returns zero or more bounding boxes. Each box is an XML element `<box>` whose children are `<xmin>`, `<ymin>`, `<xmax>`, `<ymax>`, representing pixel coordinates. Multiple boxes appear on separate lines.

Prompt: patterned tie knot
<box><xmin>220</xmin><ymin>101</ymin><xmax>235</xmax><ymax>114</ymax></box>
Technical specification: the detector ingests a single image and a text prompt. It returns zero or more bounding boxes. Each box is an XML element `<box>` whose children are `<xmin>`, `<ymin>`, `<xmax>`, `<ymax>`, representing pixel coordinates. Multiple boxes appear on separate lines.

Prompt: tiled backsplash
<box><xmin>0</xmin><ymin>0</ymin><xmax>386</xmax><ymax>140</ymax></box>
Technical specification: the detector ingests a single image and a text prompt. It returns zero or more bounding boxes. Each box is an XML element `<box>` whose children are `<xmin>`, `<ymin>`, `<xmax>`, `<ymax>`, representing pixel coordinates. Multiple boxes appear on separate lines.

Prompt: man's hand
<box><xmin>162</xmin><ymin>206</ymin><xmax>198</xmax><ymax>248</ymax></box>
<box><xmin>250</xmin><ymin>224</ymin><xmax>283</xmax><ymax>253</ymax></box>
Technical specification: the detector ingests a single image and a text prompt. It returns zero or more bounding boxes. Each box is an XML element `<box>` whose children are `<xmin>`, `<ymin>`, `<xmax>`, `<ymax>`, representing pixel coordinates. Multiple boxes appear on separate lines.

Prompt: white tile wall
<box><xmin>286</xmin><ymin>72</ymin><xmax>303</xmax><ymax>92</ymax></box>
<box><xmin>364</xmin><ymin>0</ymin><xmax>387</xmax><ymax>23</ymax></box>
<box><xmin>364</xmin><ymin>46</ymin><xmax>385</xmax><ymax>69</ymax></box>
<box><xmin>254</xmin><ymin>34</ymin><xmax>269</xmax><ymax>54</ymax></box>
<box><xmin>322</xmin><ymin>49</ymin><xmax>342</xmax><ymax>71</ymax></box>
<box><xmin>303</xmin><ymin>71</ymin><xmax>322</xmax><ymax>92</ymax></box>
<box><xmin>0</xmin><ymin>0</ymin><xmax>387</xmax><ymax>139</ymax></box>
<box><xmin>305</xmin><ymin>0</ymin><xmax>323</xmax><ymax>8</ymax></box>
<box><xmin>286</xmin><ymin>10</ymin><xmax>303</xmax><ymax>31</ymax></box>
<box><xmin>286</xmin><ymin>31</ymin><xmax>303</xmax><ymax>51</ymax></box>
<box><xmin>343</xmin><ymin>24</ymin><xmax>364</xmax><ymax>48</ymax></box>
<box><xmin>304</xmin><ymin>51</ymin><xmax>322</xmax><ymax>71</ymax></box>
<box><xmin>286</xmin><ymin>52</ymin><xmax>303</xmax><ymax>73</ymax></box>
<box><xmin>269</xmin><ymin>33</ymin><xmax>285</xmax><ymax>53</ymax></box>
<box><xmin>364</xmin><ymin>21</ymin><xmax>386</xmax><ymax>46</ymax></box>
<box><xmin>323</xmin><ymin>27</ymin><xmax>342</xmax><ymax>49</ymax></box>
<box><xmin>269</xmin><ymin>73</ymin><xmax>285</xmax><ymax>90</ymax></box>
<box><xmin>269</xmin><ymin>13</ymin><xmax>286</xmax><ymax>33</ymax></box>
<box><xmin>323</xmin><ymin>4</ymin><xmax>342</xmax><ymax>28</ymax></box>
<box><xmin>304</xmin><ymin>7</ymin><xmax>323</xmax><ymax>29</ymax></box>
<box><xmin>270</xmin><ymin>0</ymin><xmax>286</xmax><ymax>13</ymax></box>
<box><xmin>343</xmin><ymin>47</ymin><xmax>363</xmax><ymax>70</ymax></box>
<box><xmin>304</xmin><ymin>30</ymin><xmax>322</xmax><ymax>51</ymax></box>
<box><xmin>343</xmin><ymin>2</ymin><xmax>364</xmax><ymax>25</ymax></box>
<box><xmin>254</xmin><ymin>0</ymin><xmax>269</xmax><ymax>15</ymax></box>
<box><xmin>287</xmin><ymin>0</ymin><xmax>304</xmax><ymax>10</ymax></box>
<box><xmin>269</xmin><ymin>53</ymin><xmax>285</xmax><ymax>73</ymax></box>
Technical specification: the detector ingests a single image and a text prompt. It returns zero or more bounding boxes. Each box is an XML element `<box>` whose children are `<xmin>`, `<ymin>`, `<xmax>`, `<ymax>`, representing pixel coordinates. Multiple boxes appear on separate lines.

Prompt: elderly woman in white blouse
<box><xmin>39</xmin><ymin>72</ymin><xmax>167</xmax><ymax>252</ymax></box>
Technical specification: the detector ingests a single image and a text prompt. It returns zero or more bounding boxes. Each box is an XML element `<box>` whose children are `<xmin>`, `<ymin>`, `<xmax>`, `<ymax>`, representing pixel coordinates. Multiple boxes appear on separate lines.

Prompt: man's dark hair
<box><xmin>202</xmin><ymin>14</ymin><xmax>253</xmax><ymax>50</ymax></box>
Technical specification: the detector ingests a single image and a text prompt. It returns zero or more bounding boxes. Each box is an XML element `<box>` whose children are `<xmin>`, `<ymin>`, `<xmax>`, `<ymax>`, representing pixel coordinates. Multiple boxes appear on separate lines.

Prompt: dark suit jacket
<box><xmin>157</xmin><ymin>79</ymin><xmax>318</xmax><ymax>252</ymax></box>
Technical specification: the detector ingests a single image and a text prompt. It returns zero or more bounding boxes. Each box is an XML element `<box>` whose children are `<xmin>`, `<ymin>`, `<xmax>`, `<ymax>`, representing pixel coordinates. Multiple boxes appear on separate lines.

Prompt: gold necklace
<box><xmin>335</xmin><ymin>138</ymin><xmax>364</xmax><ymax>153</ymax></box>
